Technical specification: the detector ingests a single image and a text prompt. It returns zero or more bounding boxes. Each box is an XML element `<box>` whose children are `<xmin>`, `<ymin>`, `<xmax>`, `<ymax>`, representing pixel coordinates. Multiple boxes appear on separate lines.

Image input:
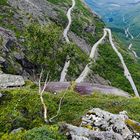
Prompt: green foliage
<box><xmin>24</xmin><ymin>23</ymin><xmax>64</xmax><ymax>80</ymax></box>
<box><xmin>121</xmin><ymin>48</ymin><xmax>140</xmax><ymax>94</ymax></box>
<box><xmin>0</xmin><ymin>0</ymin><xmax>7</xmax><ymax>5</ymax></box>
<box><xmin>71</xmin><ymin>0</ymin><xmax>104</xmax><ymax>45</ymax></box>
<box><xmin>112</xmin><ymin>32</ymin><xmax>140</xmax><ymax>76</ymax></box>
<box><xmin>24</xmin><ymin>23</ymin><xmax>88</xmax><ymax>81</ymax></box>
<box><xmin>1</xmin><ymin>88</ymin><xmax>140</xmax><ymax>139</ymax></box>
<box><xmin>23</xmin><ymin>125</ymin><xmax>66</xmax><ymax>140</ymax></box>
<box><xmin>47</xmin><ymin>0</ymin><xmax>104</xmax><ymax>46</ymax></box>
<box><xmin>91</xmin><ymin>42</ymin><xmax>133</xmax><ymax>94</ymax></box>
<box><xmin>0</xmin><ymin>89</ymin><xmax>43</xmax><ymax>134</ymax></box>
<box><xmin>66</xmin><ymin>43</ymin><xmax>88</xmax><ymax>80</ymax></box>
<box><xmin>1</xmin><ymin>130</ymin><xmax>24</xmax><ymax>140</ymax></box>
<box><xmin>1</xmin><ymin>125</ymin><xmax>66</xmax><ymax>140</ymax></box>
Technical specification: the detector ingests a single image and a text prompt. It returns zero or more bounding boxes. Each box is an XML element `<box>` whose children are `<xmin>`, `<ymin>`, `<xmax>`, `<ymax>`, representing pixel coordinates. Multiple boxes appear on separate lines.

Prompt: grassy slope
<box><xmin>0</xmin><ymin>86</ymin><xmax>140</xmax><ymax>139</ymax></box>
<box><xmin>112</xmin><ymin>33</ymin><xmax>140</xmax><ymax>93</ymax></box>
<box><xmin>0</xmin><ymin>0</ymin><xmax>140</xmax><ymax>138</ymax></box>
<box><xmin>91</xmin><ymin>42</ymin><xmax>132</xmax><ymax>94</ymax></box>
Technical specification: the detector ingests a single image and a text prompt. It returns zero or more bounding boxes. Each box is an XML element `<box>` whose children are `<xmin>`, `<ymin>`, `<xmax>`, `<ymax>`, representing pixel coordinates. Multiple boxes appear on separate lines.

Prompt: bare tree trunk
<box><xmin>38</xmin><ymin>70</ymin><xmax>49</xmax><ymax>123</ymax></box>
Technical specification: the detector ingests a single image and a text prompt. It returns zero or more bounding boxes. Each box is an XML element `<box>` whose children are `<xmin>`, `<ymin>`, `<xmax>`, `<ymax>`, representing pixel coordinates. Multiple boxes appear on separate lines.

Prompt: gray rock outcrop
<box><xmin>61</xmin><ymin>108</ymin><xmax>140</xmax><ymax>140</ymax></box>
<box><xmin>69</xmin><ymin>32</ymin><xmax>91</xmax><ymax>55</ymax></box>
<box><xmin>0</xmin><ymin>26</ymin><xmax>36</xmax><ymax>76</ymax></box>
<box><xmin>0</xmin><ymin>74</ymin><xmax>25</xmax><ymax>88</ymax></box>
<box><xmin>0</xmin><ymin>27</ymin><xmax>23</xmax><ymax>74</ymax></box>
<box><xmin>61</xmin><ymin>124</ymin><xmax>123</xmax><ymax>140</ymax></box>
<box><xmin>81</xmin><ymin>108</ymin><xmax>140</xmax><ymax>140</ymax></box>
<box><xmin>8</xmin><ymin>0</ymin><xmax>58</xmax><ymax>25</ymax></box>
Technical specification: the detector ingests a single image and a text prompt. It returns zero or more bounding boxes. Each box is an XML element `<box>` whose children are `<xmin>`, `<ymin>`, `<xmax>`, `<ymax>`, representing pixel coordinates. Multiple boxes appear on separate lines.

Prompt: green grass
<box><xmin>111</xmin><ymin>32</ymin><xmax>140</xmax><ymax>94</ymax></box>
<box><xmin>1</xmin><ymin>125</ymin><xmax>66</xmax><ymax>140</ymax></box>
<box><xmin>0</xmin><ymin>0</ymin><xmax>7</xmax><ymax>5</ymax></box>
<box><xmin>0</xmin><ymin>87</ymin><xmax>140</xmax><ymax>138</ymax></box>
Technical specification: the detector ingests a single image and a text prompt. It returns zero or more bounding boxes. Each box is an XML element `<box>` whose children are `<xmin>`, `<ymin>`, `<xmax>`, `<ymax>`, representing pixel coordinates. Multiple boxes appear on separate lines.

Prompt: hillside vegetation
<box><xmin>0</xmin><ymin>0</ymin><xmax>139</xmax><ymax>94</ymax></box>
<box><xmin>0</xmin><ymin>0</ymin><xmax>140</xmax><ymax>139</ymax></box>
<box><xmin>0</xmin><ymin>86</ymin><xmax>140</xmax><ymax>139</ymax></box>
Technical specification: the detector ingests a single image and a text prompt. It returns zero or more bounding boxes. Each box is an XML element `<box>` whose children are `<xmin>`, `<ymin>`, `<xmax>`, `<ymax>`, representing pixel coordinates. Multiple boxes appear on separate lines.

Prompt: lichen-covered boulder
<box><xmin>61</xmin><ymin>124</ymin><xmax>123</xmax><ymax>140</ymax></box>
<box><xmin>0</xmin><ymin>74</ymin><xmax>25</xmax><ymax>88</ymax></box>
<box><xmin>81</xmin><ymin>108</ymin><xmax>140</xmax><ymax>140</ymax></box>
<box><xmin>61</xmin><ymin>109</ymin><xmax>140</xmax><ymax>140</ymax></box>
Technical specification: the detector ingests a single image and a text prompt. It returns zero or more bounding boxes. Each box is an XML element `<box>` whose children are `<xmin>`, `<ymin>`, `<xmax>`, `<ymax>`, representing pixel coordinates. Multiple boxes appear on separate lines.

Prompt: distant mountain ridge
<box><xmin>85</xmin><ymin>0</ymin><xmax>140</xmax><ymax>56</ymax></box>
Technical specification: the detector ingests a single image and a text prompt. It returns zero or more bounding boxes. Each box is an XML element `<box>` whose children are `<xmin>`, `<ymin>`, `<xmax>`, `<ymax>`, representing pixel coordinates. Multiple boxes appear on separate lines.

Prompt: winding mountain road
<box><xmin>63</xmin><ymin>0</ymin><xmax>76</xmax><ymax>43</ymax></box>
<box><xmin>127</xmin><ymin>26</ymin><xmax>134</xmax><ymax>39</ymax></box>
<box><xmin>60</xmin><ymin>59</ymin><xmax>70</xmax><ymax>82</ymax></box>
<box><xmin>128</xmin><ymin>43</ymin><xmax>132</xmax><ymax>50</ymax></box>
<box><xmin>128</xmin><ymin>44</ymin><xmax>138</xmax><ymax>58</ymax></box>
<box><xmin>60</xmin><ymin>1</ymin><xmax>139</xmax><ymax>96</ymax></box>
<box><xmin>124</xmin><ymin>24</ymin><xmax>138</xmax><ymax>58</ymax></box>
<box><xmin>76</xmin><ymin>27</ymin><xmax>139</xmax><ymax>97</ymax></box>
<box><xmin>60</xmin><ymin>0</ymin><xmax>75</xmax><ymax>82</ymax></box>
<box><xmin>125</xmin><ymin>28</ymin><xmax>129</xmax><ymax>38</ymax></box>
<box><xmin>124</xmin><ymin>25</ymin><xmax>134</xmax><ymax>39</ymax></box>
<box><xmin>105</xmin><ymin>28</ymin><xmax>139</xmax><ymax>97</ymax></box>
<box><xmin>76</xmin><ymin>29</ymin><xmax>107</xmax><ymax>83</ymax></box>
<box><xmin>132</xmin><ymin>50</ymin><xmax>138</xmax><ymax>58</ymax></box>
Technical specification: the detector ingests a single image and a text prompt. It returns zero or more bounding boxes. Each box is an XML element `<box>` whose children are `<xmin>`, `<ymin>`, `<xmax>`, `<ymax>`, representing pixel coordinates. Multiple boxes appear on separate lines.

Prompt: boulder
<box><xmin>61</xmin><ymin>124</ymin><xmax>123</xmax><ymax>140</ymax></box>
<box><xmin>61</xmin><ymin>109</ymin><xmax>140</xmax><ymax>140</ymax></box>
<box><xmin>13</xmin><ymin>52</ymin><xmax>24</xmax><ymax>61</ymax></box>
<box><xmin>81</xmin><ymin>108</ymin><xmax>140</xmax><ymax>140</ymax></box>
<box><xmin>0</xmin><ymin>74</ymin><xmax>25</xmax><ymax>88</ymax></box>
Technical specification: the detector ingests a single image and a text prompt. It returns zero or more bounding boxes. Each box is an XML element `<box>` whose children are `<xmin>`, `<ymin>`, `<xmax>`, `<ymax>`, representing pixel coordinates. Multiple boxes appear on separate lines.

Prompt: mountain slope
<box><xmin>0</xmin><ymin>0</ymin><xmax>140</xmax><ymax>139</ymax></box>
<box><xmin>0</xmin><ymin>0</ymin><xmax>140</xmax><ymax>93</ymax></box>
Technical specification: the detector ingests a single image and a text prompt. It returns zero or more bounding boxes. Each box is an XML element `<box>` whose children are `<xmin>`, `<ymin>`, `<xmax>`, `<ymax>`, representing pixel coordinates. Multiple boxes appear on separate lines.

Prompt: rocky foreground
<box><xmin>61</xmin><ymin>108</ymin><xmax>140</xmax><ymax>140</ymax></box>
